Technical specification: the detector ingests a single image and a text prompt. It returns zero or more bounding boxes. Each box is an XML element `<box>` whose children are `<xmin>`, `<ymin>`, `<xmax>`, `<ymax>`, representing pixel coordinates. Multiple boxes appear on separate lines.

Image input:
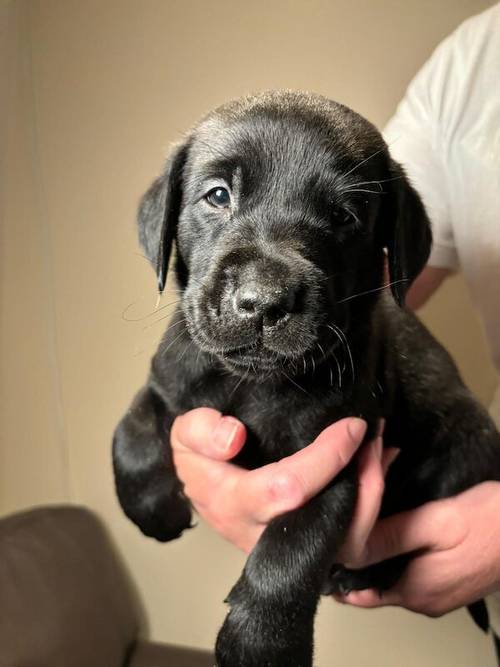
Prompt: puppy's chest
<box><xmin>160</xmin><ymin>353</ymin><xmax>383</xmax><ymax>464</ymax></box>
<box><xmin>220</xmin><ymin>379</ymin><xmax>379</xmax><ymax>465</ymax></box>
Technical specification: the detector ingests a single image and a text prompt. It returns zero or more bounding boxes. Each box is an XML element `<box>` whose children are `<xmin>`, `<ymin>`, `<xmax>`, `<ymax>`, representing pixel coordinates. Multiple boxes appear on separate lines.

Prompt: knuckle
<box><xmin>370</xmin><ymin>475</ymin><xmax>385</xmax><ymax>498</ymax></box>
<box><xmin>170</xmin><ymin>417</ymin><xmax>184</xmax><ymax>450</ymax></box>
<box><xmin>335</xmin><ymin>446</ymin><xmax>350</xmax><ymax>469</ymax></box>
<box><xmin>269</xmin><ymin>466</ymin><xmax>306</xmax><ymax>507</ymax></box>
<box><xmin>432</xmin><ymin>500</ymin><xmax>453</xmax><ymax>528</ymax></box>
<box><xmin>409</xmin><ymin>594</ymin><xmax>427</xmax><ymax>615</ymax></box>
<box><xmin>430</xmin><ymin>500</ymin><xmax>466</xmax><ymax>548</ymax></box>
<box><xmin>424</xmin><ymin>602</ymin><xmax>444</xmax><ymax>618</ymax></box>
<box><xmin>411</xmin><ymin>592</ymin><xmax>442</xmax><ymax>618</ymax></box>
<box><xmin>336</xmin><ymin>438</ymin><xmax>356</xmax><ymax>468</ymax></box>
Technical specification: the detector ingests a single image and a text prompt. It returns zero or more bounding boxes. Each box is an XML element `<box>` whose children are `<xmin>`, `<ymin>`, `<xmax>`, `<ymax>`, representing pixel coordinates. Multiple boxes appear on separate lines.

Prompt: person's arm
<box><xmin>405</xmin><ymin>265</ymin><xmax>451</xmax><ymax>310</ymax></box>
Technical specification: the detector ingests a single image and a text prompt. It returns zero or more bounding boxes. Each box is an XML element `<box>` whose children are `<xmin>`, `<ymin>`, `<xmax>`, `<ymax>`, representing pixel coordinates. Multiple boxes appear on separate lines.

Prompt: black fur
<box><xmin>113</xmin><ymin>91</ymin><xmax>500</xmax><ymax>666</ymax></box>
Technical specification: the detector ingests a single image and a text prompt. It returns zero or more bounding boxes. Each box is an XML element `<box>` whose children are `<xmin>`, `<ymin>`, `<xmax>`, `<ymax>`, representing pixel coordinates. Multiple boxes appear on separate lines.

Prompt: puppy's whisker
<box><xmin>229</xmin><ymin>360</ymin><xmax>252</xmax><ymax>400</ymax></box>
<box><xmin>342</xmin><ymin>175</ymin><xmax>402</xmax><ymax>190</ymax></box>
<box><xmin>342</xmin><ymin>146</ymin><xmax>386</xmax><ymax>178</ymax></box>
<box><xmin>333</xmin><ymin>353</ymin><xmax>342</xmax><ymax>389</ymax></box>
<box><xmin>343</xmin><ymin>181</ymin><xmax>383</xmax><ymax>191</ymax></box>
<box><xmin>325</xmin><ymin>323</ymin><xmax>354</xmax><ymax>384</ymax></box>
<box><xmin>142</xmin><ymin>315</ymin><xmax>185</xmax><ymax>332</ymax></box>
<box><xmin>337</xmin><ymin>278</ymin><xmax>410</xmax><ymax>304</ymax></box>
<box><xmin>317</xmin><ymin>267</ymin><xmax>363</xmax><ymax>283</ymax></box>
<box><xmin>122</xmin><ymin>298</ymin><xmax>182</xmax><ymax>322</ymax></box>
<box><xmin>133</xmin><ymin>251</ymin><xmax>152</xmax><ymax>263</ymax></box>
<box><xmin>177</xmin><ymin>339</ymin><xmax>194</xmax><ymax>363</ymax></box>
<box><xmin>332</xmin><ymin>324</ymin><xmax>355</xmax><ymax>384</ymax></box>
<box><xmin>340</xmin><ymin>188</ymin><xmax>381</xmax><ymax>196</ymax></box>
<box><xmin>280</xmin><ymin>368</ymin><xmax>311</xmax><ymax>397</ymax></box>
<box><xmin>326</xmin><ymin>326</ymin><xmax>345</xmax><ymax>376</ymax></box>
<box><xmin>160</xmin><ymin>328</ymin><xmax>188</xmax><ymax>357</ymax></box>
<box><xmin>153</xmin><ymin>298</ymin><xmax>183</xmax><ymax>312</ymax></box>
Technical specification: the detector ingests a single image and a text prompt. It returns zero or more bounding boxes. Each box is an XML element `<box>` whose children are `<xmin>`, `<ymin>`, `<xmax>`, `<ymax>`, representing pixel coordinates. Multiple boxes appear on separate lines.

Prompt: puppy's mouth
<box><xmin>186</xmin><ymin>317</ymin><xmax>345</xmax><ymax>377</ymax></box>
<box><xmin>222</xmin><ymin>342</ymin><xmax>291</xmax><ymax>371</ymax></box>
<box><xmin>188</xmin><ymin>326</ymin><xmax>304</xmax><ymax>371</ymax></box>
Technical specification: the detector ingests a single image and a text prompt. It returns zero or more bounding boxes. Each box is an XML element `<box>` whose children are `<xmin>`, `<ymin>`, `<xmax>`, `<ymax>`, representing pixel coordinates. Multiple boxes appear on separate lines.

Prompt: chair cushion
<box><xmin>129</xmin><ymin>640</ymin><xmax>214</xmax><ymax>667</ymax></box>
<box><xmin>0</xmin><ymin>506</ymin><xmax>139</xmax><ymax>667</ymax></box>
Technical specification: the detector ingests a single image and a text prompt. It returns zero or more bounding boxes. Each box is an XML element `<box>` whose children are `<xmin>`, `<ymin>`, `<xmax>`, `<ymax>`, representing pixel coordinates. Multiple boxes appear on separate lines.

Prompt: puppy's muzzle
<box><xmin>233</xmin><ymin>280</ymin><xmax>299</xmax><ymax>331</ymax></box>
<box><xmin>189</xmin><ymin>249</ymin><xmax>322</xmax><ymax>367</ymax></box>
<box><xmin>219</xmin><ymin>257</ymin><xmax>307</xmax><ymax>341</ymax></box>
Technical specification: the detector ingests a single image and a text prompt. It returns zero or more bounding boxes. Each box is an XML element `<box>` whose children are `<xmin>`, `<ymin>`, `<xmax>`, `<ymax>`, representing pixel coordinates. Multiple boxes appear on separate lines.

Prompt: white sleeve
<box><xmin>383</xmin><ymin>42</ymin><xmax>459</xmax><ymax>271</ymax></box>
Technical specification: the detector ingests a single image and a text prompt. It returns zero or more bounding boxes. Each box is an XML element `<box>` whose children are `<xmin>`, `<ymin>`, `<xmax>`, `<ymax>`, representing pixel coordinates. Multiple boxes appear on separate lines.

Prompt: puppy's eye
<box><xmin>205</xmin><ymin>187</ymin><xmax>231</xmax><ymax>208</ymax></box>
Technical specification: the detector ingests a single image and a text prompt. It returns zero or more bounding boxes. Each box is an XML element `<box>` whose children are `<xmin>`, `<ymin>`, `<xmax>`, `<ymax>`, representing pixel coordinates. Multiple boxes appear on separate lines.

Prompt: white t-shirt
<box><xmin>384</xmin><ymin>3</ymin><xmax>500</xmax><ymax>634</ymax></box>
<box><xmin>384</xmin><ymin>2</ymin><xmax>500</xmax><ymax>419</ymax></box>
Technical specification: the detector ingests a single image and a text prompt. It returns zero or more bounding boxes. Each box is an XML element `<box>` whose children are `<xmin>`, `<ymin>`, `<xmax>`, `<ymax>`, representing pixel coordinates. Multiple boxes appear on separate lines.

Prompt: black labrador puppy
<box><xmin>113</xmin><ymin>91</ymin><xmax>500</xmax><ymax>667</ymax></box>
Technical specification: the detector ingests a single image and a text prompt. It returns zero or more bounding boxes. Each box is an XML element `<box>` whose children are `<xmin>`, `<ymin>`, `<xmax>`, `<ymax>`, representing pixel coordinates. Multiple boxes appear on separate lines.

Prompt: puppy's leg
<box><xmin>112</xmin><ymin>385</ymin><xmax>192</xmax><ymax>542</ymax></box>
<box><xmin>215</xmin><ymin>469</ymin><xmax>357</xmax><ymax>667</ymax></box>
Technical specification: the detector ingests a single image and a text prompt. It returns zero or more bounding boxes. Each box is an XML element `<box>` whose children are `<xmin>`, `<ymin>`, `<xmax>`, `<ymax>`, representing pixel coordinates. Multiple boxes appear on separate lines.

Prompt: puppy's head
<box><xmin>138</xmin><ymin>91</ymin><xmax>431</xmax><ymax>375</ymax></box>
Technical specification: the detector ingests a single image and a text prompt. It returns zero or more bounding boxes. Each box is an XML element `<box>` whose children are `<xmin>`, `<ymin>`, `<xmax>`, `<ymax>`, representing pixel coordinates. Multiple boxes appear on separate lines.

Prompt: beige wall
<box><xmin>2</xmin><ymin>1</ymin><xmax>498</xmax><ymax>665</ymax></box>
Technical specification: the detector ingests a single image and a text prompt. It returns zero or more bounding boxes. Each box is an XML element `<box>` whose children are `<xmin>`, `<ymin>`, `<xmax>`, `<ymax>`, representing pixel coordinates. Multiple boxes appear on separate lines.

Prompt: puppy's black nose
<box><xmin>234</xmin><ymin>282</ymin><xmax>297</xmax><ymax>328</ymax></box>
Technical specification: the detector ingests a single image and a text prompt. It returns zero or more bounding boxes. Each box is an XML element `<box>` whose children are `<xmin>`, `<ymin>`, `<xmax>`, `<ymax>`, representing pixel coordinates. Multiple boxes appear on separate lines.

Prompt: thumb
<box><xmin>362</xmin><ymin>499</ymin><xmax>456</xmax><ymax>566</ymax></box>
<box><xmin>171</xmin><ymin>407</ymin><xmax>246</xmax><ymax>460</ymax></box>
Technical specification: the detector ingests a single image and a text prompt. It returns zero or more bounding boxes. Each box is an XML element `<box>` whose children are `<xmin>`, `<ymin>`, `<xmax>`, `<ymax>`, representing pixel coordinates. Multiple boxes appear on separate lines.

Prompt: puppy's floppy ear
<box><xmin>137</xmin><ymin>140</ymin><xmax>190</xmax><ymax>293</ymax></box>
<box><xmin>380</xmin><ymin>159</ymin><xmax>432</xmax><ymax>306</ymax></box>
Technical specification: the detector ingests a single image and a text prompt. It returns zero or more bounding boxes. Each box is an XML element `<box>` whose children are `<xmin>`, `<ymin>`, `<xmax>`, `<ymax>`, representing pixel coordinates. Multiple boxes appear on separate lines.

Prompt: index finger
<box><xmin>240</xmin><ymin>417</ymin><xmax>367</xmax><ymax>522</ymax></box>
<box><xmin>361</xmin><ymin>498</ymin><xmax>460</xmax><ymax>566</ymax></box>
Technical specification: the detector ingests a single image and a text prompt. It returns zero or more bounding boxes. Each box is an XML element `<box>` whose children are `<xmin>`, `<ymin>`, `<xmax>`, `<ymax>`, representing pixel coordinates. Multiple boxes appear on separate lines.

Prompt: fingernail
<box><xmin>212</xmin><ymin>416</ymin><xmax>241</xmax><ymax>452</ymax></box>
<box><xmin>347</xmin><ymin>418</ymin><xmax>367</xmax><ymax>442</ymax></box>
<box><xmin>376</xmin><ymin>418</ymin><xmax>386</xmax><ymax>438</ymax></box>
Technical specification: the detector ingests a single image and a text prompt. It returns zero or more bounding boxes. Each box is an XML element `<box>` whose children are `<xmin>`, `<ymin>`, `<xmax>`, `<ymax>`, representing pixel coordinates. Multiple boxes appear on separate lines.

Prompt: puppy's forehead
<box><xmin>188</xmin><ymin>92</ymin><xmax>384</xmax><ymax>178</ymax></box>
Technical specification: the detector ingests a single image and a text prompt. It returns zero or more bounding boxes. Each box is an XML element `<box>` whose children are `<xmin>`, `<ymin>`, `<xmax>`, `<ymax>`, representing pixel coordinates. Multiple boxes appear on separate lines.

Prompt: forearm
<box><xmin>405</xmin><ymin>265</ymin><xmax>451</xmax><ymax>310</ymax></box>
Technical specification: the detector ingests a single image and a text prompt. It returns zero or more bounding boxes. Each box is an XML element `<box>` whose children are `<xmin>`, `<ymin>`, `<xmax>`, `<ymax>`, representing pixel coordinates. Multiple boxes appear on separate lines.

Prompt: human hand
<box><xmin>338</xmin><ymin>481</ymin><xmax>500</xmax><ymax>617</ymax></box>
<box><xmin>171</xmin><ymin>409</ymin><xmax>388</xmax><ymax>553</ymax></box>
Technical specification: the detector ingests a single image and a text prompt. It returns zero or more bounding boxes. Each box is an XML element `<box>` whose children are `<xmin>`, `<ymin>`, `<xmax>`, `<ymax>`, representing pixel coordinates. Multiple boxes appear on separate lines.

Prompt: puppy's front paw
<box><xmin>122</xmin><ymin>485</ymin><xmax>193</xmax><ymax>542</ymax></box>
<box><xmin>325</xmin><ymin>560</ymin><xmax>405</xmax><ymax>596</ymax></box>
